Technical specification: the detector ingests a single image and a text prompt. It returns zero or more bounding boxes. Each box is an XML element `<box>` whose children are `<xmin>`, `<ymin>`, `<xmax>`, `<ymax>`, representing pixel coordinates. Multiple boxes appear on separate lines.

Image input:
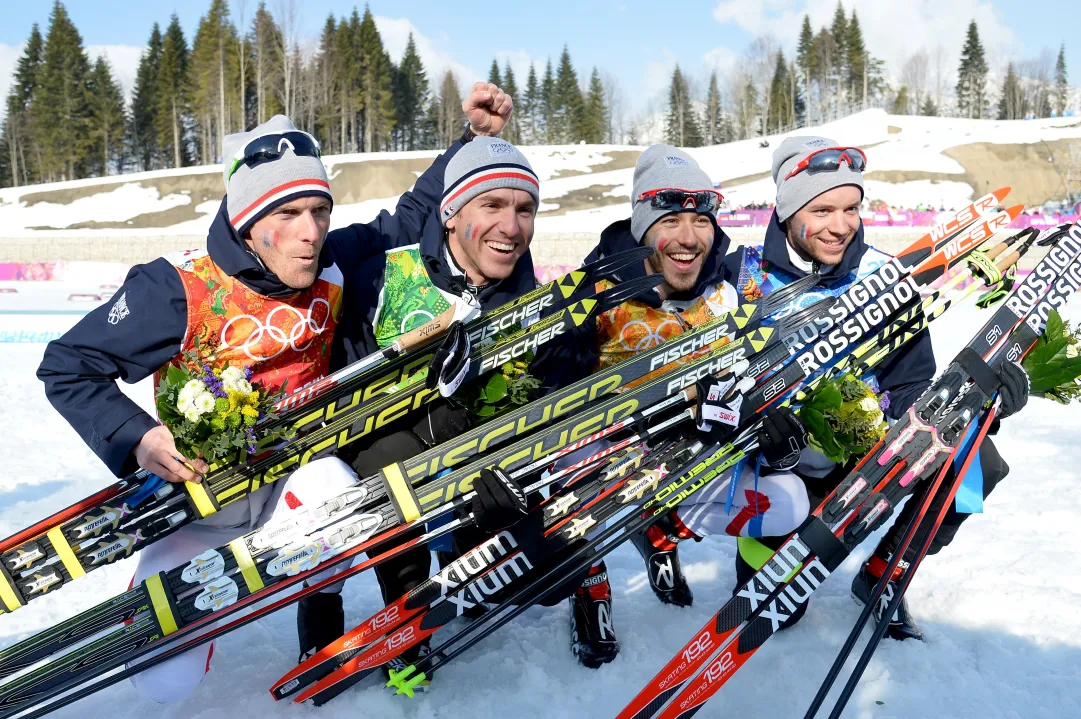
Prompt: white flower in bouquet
<box><xmin>220</xmin><ymin>366</ymin><xmax>246</xmax><ymax>392</ymax></box>
<box><xmin>177</xmin><ymin>379</ymin><xmax>205</xmax><ymax>413</ymax></box>
<box><xmin>235</xmin><ymin>379</ymin><xmax>253</xmax><ymax>395</ymax></box>
<box><xmin>194</xmin><ymin>392</ymin><xmax>216</xmax><ymax>415</ymax></box>
<box><xmin>184</xmin><ymin>408</ymin><xmax>201</xmax><ymax>424</ymax></box>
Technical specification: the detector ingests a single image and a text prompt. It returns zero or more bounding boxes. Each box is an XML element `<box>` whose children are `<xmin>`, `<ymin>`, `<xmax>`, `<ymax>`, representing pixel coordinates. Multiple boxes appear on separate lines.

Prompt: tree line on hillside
<box><xmin>662</xmin><ymin>6</ymin><xmax>1072</xmax><ymax>148</ymax></box>
<box><xmin>0</xmin><ymin>0</ymin><xmax>612</xmax><ymax>187</ymax></box>
<box><xmin>0</xmin><ymin>0</ymin><xmax>1075</xmax><ymax>187</ymax></box>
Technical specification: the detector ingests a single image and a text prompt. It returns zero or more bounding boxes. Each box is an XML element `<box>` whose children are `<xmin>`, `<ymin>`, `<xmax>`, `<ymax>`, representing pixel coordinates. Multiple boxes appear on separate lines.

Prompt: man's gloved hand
<box><xmin>995</xmin><ymin>360</ymin><xmax>1030</xmax><ymax>421</ymax></box>
<box><xmin>471</xmin><ymin>467</ymin><xmax>529</xmax><ymax>533</ymax></box>
<box><xmin>757</xmin><ymin>407</ymin><xmax>808</xmax><ymax>470</ymax></box>
<box><xmin>426</xmin><ymin>321</ymin><xmax>471</xmax><ymax>398</ymax></box>
<box><xmin>694</xmin><ymin>376</ymin><xmax>742</xmax><ymax>441</ymax></box>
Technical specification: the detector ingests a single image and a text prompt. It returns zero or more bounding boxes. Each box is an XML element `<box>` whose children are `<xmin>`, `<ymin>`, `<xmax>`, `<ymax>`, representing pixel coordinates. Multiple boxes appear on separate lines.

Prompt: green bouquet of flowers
<box><xmin>1021</xmin><ymin>308</ymin><xmax>1081</xmax><ymax>405</ymax></box>
<box><xmin>155</xmin><ymin>345</ymin><xmax>289</xmax><ymax>463</ymax></box>
<box><xmin>798</xmin><ymin>375</ymin><xmax>890</xmax><ymax>465</ymax></box>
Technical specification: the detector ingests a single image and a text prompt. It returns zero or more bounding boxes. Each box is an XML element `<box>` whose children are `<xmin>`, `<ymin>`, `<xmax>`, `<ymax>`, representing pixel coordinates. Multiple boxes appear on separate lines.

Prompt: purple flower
<box><xmin>245</xmin><ymin>427</ymin><xmax>257</xmax><ymax>453</ymax></box>
<box><xmin>879</xmin><ymin>391</ymin><xmax>891</xmax><ymax>411</ymax></box>
<box><xmin>244</xmin><ymin>366</ymin><xmax>253</xmax><ymax>381</ymax></box>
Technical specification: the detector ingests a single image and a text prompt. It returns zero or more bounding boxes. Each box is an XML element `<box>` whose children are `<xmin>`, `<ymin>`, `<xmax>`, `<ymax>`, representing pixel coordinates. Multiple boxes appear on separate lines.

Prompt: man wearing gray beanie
<box><xmin>37</xmin><ymin>82</ymin><xmax>519</xmax><ymax>702</ymax></box>
<box><xmin>325</xmin><ymin>81</ymin><xmax>586</xmax><ymax>690</ymax></box>
<box><xmin>548</xmin><ymin>145</ymin><xmax>743</xmax><ymax>668</ymax></box>
<box><xmin>707</xmin><ymin>135</ymin><xmax>958</xmax><ymax>639</ymax></box>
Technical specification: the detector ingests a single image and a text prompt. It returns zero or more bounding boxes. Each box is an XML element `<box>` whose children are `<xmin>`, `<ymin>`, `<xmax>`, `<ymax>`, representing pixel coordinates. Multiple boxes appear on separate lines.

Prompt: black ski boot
<box><xmin>851</xmin><ymin>555</ymin><xmax>924</xmax><ymax>642</ymax></box>
<box><xmin>382</xmin><ymin>639</ymin><xmax>433</xmax><ymax>693</ymax></box>
<box><xmin>296</xmin><ymin>591</ymin><xmax>345</xmax><ymax>662</ymax></box>
<box><xmin>734</xmin><ymin>537</ymin><xmax>808</xmax><ymax>630</ymax></box>
<box><xmin>569</xmin><ymin>562</ymin><xmax>619</xmax><ymax>668</ymax></box>
<box><xmin>629</xmin><ymin>512</ymin><xmax>695</xmax><ymax>607</ymax></box>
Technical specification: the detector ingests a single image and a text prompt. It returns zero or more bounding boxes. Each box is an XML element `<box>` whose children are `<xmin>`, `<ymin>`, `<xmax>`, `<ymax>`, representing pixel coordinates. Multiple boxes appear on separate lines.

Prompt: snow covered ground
<box><xmin>0</xmin><ymin>293</ymin><xmax>1079</xmax><ymax>718</ymax></box>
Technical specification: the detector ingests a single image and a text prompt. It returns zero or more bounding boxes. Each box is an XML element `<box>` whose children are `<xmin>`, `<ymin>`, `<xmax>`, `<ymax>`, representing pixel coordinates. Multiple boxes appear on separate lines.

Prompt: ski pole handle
<box><xmin>396</xmin><ymin>305</ymin><xmax>456</xmax><ymax>352</ymax></box>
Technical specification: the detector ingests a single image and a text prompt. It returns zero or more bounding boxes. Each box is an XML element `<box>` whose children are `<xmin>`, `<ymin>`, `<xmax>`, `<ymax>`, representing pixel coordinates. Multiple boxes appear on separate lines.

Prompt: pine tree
<box><xmin>488</xmin><ymin>59</ymin><xmax>502</xmax><ymax>88</ymax></box>
<box><xmin>540</xmin><ymin>58</ymin><xmax>555</xmax><ymax>143</ymax></box>
<box><xmin>1054</xmin><ymin>44</ymin><xmax>1069</xmax><ymax>116</ymax></box>
<box><xmin>891</xmin><ymin>85</ymin><xmax>911</xmax><ymax>115</ymax></box>
<box><xmin>87</xmin><ymin>56</ymin><xmax>126</xmax><ymax>174</ymax></box>
<box><xmin>393</xmin><ymin>33</ymin><xmax>427</xmax><ymax>150</ymax></box>
<box><xmin>997</xmin><ymin>62</ymin><xmax>1027</xmax><ymax>120</ymax></box>
<box><xmin>1</xmin><ymin>23</ymin><xmax>44</xmax><ymax>186</ymax></box>
<box><xmin>846</xmin><ymin>10</ymin><xmax>867</xmax><ymax>103</ymax></box>
<box><xmin>665</xmin><ymin>65</ymin><xmax>702</xmax><ymax>147</ymax></box>
<box><xmin>580</xmin><ymin>67</ymin><xmax>607</xmax><ymax>143</ymax></box>
<box><xmin>357</xmin><ymin>7</ymin><xmax>395</xmax><ymax>151</ymax></box>
<box><xmin>190</xmin><ymin>0</ymin><xmax>241</xmax><ymax>164</ymax></box>
<box><xmin>522</xmin><ymin>63</ymin><xmax>539</xmax><ymax>144</ymax></box>
<box><xmin>767</xmin><ymin>52</ymin><xmax>792</xmax><ymax>132</ymax></box>
<box><xmin>704</xmin><ymin>71</ymin><xmax>724</xmax><ymax>145</ymax></box>
<box><xmin>130</xmin><ymin>24</ymin><xmax>163</xmax><ymax>171</ymax></box>
<box><xmin>920</xmin><ymin>95</ymin><xmax>938</xmax><ymax>116</ymax></box>
<box><xmin>313</xmin><ymin>15</ymin><xmax>340</xmax><ymax>152</ymax></box>
<box><xmin>553</xmin><ymin>45</ymin><xmax>583</xmax><ymax>143</ymax></box>
<box><xmin>31</xmin><ymin>1</ymin><xmax>94</xmax><ymax>181</ymax></box>
<box><xmin>956</xmin><ymin>20</ymin><xmax>989</xmax><ymax>118</ymax></box>
<box><xmin>338</xmin><ymin>13</ymin><xmax>358</xmax><ymax>152</ymax></box>
<box><xmin>250</xmin><ymin>2</ymin><xmax>283</xmax><ymax>124</ymax></box>
<box><xmin>796</xmin><ymin>15</ymin><xmax>814</xmax><ymax>124</ymax></box>
<box><xmin>501</xmin><ymin>61</ymin><xmax>519</xmax><ymax>144</ymax></box>
<box><xmin>156</xmin><ymin>14</ymin><xmax>192</xmax><ymax>168</ymax></box>
<box><xmin>830</xmin><ymin>1</ymin><xmax>848</xmax><ymax>101</ymax></box>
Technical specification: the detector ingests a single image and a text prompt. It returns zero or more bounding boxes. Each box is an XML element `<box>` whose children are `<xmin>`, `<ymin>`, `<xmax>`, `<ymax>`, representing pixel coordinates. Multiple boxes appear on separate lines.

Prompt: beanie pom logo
<box><xmin>664</xmin><ymin>155</ymin><xmax>690</xmax><ymax>168</ymax></box>
<box><xmin>487</xmin><ymin>141</ymin><xmax>517</xmax><ymax>158</ymax></box>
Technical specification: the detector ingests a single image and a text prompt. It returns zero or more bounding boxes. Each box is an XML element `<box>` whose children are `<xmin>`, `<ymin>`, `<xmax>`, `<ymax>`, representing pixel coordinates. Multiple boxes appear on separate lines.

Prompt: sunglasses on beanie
<box><xmin>226</xmin><ymin>131</ymin><xmax>322</xmax><ymax>182</ymax></box>
<box><xmin>636</xmin><ymin>188</ymin><xmax>723</xmax><ymax>213</ymax></box>
<box><xmin>783</xmin><ymin>147</ymin><xmax>867</xmax><ymax>182</ymax></box>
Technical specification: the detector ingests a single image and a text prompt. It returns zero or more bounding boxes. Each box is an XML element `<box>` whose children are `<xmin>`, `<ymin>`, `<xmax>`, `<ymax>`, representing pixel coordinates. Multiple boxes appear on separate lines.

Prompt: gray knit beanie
<box><xmin>630</xmin><ymin>144</ymin><xmax>716</xmax><ymax>242</ymax></box>
<box><xmin>223</xmin><ymin>115</ymin><xmax>332</xmax><ymax>236</ymax></box>
<box><xmin>772</xmin><ymin>136</ymin><xmax>864</xmax><ymax>222</ymax></box>
<box><xmin>440</xmin><ymin>137</ymin><xmax>540</xmax><ymax>226</ymax></box>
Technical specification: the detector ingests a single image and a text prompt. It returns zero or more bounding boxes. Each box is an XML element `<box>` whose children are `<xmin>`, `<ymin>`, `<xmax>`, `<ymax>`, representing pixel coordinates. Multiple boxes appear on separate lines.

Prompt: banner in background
<box><xmin>715</xmin><ymin>210</ymin><xmax>1079</xmax><ymax>228</ymax></box>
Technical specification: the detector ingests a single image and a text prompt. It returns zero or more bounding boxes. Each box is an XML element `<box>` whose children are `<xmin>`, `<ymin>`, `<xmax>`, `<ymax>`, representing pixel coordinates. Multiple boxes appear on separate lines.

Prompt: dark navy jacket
<box><xmin>721</xmin><ymin>212</ymin><xmax>936</xmax><ymax>419</ymax></box>
<box><xmin>38</xmin><ymin>142</ymin><xmax>461</xmax><ymax>478</ymax></box>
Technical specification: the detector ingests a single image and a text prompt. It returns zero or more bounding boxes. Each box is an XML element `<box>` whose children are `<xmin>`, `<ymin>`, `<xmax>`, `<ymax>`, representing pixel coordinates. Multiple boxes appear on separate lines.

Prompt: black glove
<box><xmin>471</xmin><ymin>467</ymin><xmax>529</xmax><ymax>533</ymax></box>
<box><xmin>694</xmin><ymin>376</ymin><xmax>743</xmax><ymax>441</ymax></box>
<box><xmin>757</xmin><ymin>407</ymin><xmax>808</xmax><ymax>470</ymax></box>
<box><xmin>426</xmin><ymin>321</ymin><xmax>471</xmax><ymax>397</ymax></box>
<box><xmin>995</xmin><ymin>360</ymin><xmax>1029</xmax><ymax>421</ymax></box>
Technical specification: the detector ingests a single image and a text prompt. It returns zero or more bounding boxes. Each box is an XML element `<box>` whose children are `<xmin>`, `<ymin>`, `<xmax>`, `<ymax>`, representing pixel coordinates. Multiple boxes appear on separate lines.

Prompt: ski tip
<box><xmin>595</xmin><ymin>274</ymin><xmax>664</xmax><ymax>313</ymax></box>
<box><xmin>583</xmin><ymin>246</ymin><xmax>655</xmax><ymax>282</ymax></box>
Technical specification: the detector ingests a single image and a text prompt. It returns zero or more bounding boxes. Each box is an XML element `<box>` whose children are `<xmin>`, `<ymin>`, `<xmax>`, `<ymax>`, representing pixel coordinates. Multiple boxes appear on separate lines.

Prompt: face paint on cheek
<box><xmin>262</xmin><ymin>230</ymin><xmax>279</xmax><ymax>248</ymax></box>
<box><xmin>656</xmin><ymin>237</ymin><xmax>671</xmax><ymax>255</ymax></box>
<box><xmin>464</xmin><ymin>223</ymin><xmax>474</xmax><ymax>241</ymax></box>
<box><xmin>799</xmin><ymin>224</ymin><xmax>808</xmax><ymax>241</ymax></box>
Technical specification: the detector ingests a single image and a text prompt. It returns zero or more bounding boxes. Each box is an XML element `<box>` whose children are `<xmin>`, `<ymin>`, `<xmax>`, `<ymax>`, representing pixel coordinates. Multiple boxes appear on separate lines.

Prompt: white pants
<box><xmin>674</xmin><ymin>462</ymin><xmax>810</xmax><ymax>539</ymax></box>
<box><xmin>129</xmin><ymin>457</ymin><xmax>358</xmax><ymax>703</ymax></box>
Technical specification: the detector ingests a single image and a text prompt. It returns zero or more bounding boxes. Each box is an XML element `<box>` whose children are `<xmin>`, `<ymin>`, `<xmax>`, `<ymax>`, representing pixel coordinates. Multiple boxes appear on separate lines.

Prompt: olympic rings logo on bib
<box><xmin>221</xmin><ymin>298</ymin><xmax>331</xmax><ymax>361</ymax></box>
<box><xmin>619</xmin><ymin>318</ymin><xmax>681</xmax><ymax>353</ymax></box>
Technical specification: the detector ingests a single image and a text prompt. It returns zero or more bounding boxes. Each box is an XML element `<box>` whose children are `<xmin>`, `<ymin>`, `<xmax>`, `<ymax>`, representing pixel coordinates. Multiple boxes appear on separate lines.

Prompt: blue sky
<box><xmin>0</xmin><ymin>0</ymin><xmax>1078</xmax><ymax>117</ymax></box>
